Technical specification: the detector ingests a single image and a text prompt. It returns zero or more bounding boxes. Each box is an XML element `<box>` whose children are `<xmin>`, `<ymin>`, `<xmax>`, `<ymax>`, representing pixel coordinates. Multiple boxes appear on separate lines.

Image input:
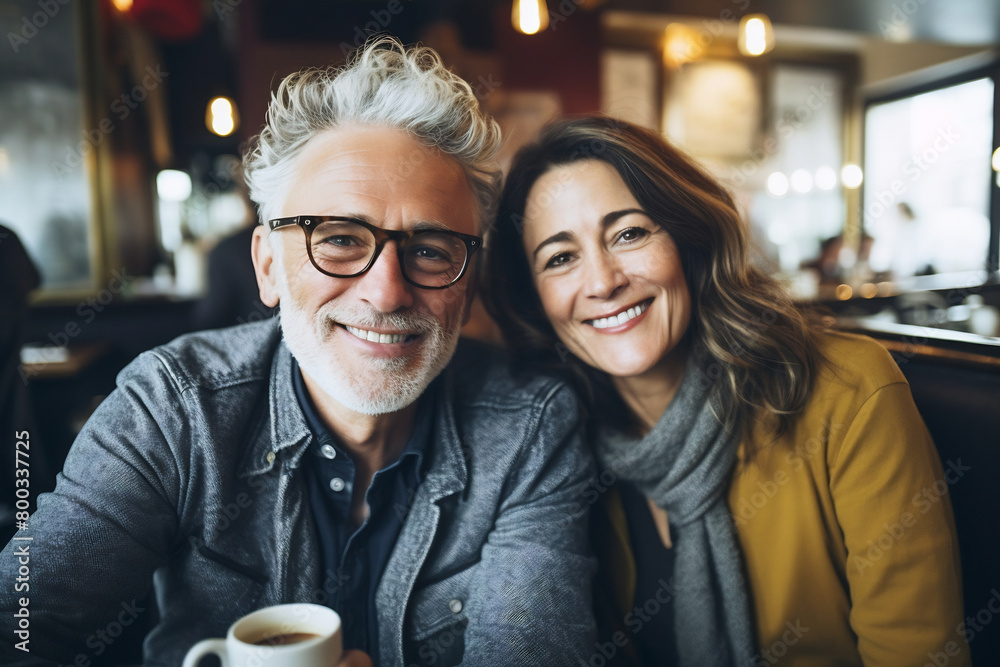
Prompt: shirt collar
<box><xmin>240</xmin><ymin>324</ymin><xmax>463</xmax><ymax>498</ymax></box>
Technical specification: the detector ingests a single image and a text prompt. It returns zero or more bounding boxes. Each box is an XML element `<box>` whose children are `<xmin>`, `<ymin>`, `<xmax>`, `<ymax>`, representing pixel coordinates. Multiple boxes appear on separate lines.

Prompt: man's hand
<box><xmin>339</xmin><ymin>649</ymin><xmax>373</xmax><ymax>667</ymax></box>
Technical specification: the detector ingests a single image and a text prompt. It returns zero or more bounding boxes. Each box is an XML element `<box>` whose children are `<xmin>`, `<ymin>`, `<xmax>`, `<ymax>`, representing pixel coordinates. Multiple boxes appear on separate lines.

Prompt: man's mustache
<box><xmin>316</xmin><ymin>304</ymin><xmax>439</xmax><ymax>335</ymax></box>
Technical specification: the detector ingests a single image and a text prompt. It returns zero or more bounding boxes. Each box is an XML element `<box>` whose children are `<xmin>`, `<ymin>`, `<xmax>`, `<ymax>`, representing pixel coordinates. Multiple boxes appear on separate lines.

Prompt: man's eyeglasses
<box><xmin>267</xmin><ymin>216</ymin><xmax>482</xmax><ymax>290</ymax></box>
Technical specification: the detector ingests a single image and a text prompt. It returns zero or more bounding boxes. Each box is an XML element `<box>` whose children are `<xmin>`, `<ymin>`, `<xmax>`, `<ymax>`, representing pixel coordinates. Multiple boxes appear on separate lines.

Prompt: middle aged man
<box><xmin>0</xmin><ymin>38</ymin><xmax>596</xmax><ymax>666</ymax></box>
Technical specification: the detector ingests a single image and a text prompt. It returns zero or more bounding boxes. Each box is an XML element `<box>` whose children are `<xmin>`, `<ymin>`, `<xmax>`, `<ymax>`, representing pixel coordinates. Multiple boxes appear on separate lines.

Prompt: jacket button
<box><xmin>321</xmin><ymin>444</ymin><xmax>337</xmax><ymax>459</ymax></box>
<box><xmin>329</xmin><ymin>477</ymin><xmax>346</xmax><ymax>492</ymax></box>
<box><xmin>448</xmin><ymin>599</ymin><xmax>463</xmax><ymax>614</ymax></box>
<box><xmin>266</xmin><ymin>451</ymin><xmax>276</xmax><ymax>464</ymax></box>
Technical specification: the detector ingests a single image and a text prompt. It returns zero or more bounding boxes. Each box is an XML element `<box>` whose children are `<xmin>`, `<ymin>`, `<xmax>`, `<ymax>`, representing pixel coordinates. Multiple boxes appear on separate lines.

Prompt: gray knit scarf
<box><xmin>595</xmin><ymin>355</ymin><xmax>756</xmax><ymax>667</ymax></box>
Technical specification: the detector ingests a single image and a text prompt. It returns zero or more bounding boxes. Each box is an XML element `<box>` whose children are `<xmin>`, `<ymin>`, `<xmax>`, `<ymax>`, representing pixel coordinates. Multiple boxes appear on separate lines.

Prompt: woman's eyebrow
<box><xmin>531</xmin><ymin>208</ymin><xmax>647</xmax><ymax>261</ymax></box>
<box><xmin>533</xmin><ymin>230</ymin><xmax>574</xmax><ymax>261</ymax></box>
<box><xmin>601</xmin><ymin>208</ymin><xmax>647</xmax><ymax>228</ymax></box>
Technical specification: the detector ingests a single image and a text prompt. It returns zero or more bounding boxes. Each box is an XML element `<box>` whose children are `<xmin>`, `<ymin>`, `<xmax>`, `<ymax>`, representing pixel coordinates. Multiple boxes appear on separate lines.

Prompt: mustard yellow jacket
<box><xmin>595</xmin><ymin>332</ymin><xmax>970</xmax><ymax>666</ymax></box>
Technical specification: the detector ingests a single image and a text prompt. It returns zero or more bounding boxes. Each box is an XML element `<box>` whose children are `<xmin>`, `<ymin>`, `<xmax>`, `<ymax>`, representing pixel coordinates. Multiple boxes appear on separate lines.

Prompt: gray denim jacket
<box><xmin>0</xmin><ymin>320</ymin><xmax>596</xmax><ymax>666</ymax></box>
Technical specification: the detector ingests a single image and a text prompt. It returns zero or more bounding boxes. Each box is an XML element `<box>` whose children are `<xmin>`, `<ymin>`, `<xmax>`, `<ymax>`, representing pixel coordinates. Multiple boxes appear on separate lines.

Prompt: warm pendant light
<box><xmin>206</xmin><ymin>96</ymin><xmax>239</xmax><ymax>137</ymax></box>
<box><xmin>512</xmin><ymin>0</ymin><xmax>549</xmax><ymax>35</ymax></box>
<box><xmin>738</xmin><ymin>14</ymin><xmax>774</xmax><ymax>56</ymax></box>
<box><xmin>662</xmin><ymin>23</ymin><xmax>700</xmax><ymax>68</ymax></box>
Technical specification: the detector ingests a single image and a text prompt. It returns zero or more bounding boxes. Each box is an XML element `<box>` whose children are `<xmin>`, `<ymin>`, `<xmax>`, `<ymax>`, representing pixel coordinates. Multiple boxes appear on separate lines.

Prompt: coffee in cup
<box><xmin>251</xmin><ymin>632</ymin><xmax>321</xmax><ymax>646</ymax></box>
<box><xmin>182</xmin><ymin>603</ymin><xmax>341</xmax><ymax>667</ymax></box>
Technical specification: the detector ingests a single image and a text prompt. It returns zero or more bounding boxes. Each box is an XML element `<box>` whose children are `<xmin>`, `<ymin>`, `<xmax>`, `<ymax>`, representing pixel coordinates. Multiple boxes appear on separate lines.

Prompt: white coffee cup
<box><xmin>182</xmin><ymin>603</ymin><xmax>342</xmax><ymax>667</ymax></box>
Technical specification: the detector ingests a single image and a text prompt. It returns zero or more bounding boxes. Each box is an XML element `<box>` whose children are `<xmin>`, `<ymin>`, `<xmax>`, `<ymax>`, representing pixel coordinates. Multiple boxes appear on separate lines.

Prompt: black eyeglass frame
<box><xmin>267</xmin><ymin>215</ymin><xmax>483</xmax><ymax>290</ymax></box>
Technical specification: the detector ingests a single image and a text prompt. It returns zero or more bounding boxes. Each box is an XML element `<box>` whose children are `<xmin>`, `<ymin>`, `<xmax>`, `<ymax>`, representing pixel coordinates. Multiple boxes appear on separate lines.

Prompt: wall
<box><xmin>235</xmin><ymin>2</ymin><xmax>604</xmax><ymax>150</ymax></box>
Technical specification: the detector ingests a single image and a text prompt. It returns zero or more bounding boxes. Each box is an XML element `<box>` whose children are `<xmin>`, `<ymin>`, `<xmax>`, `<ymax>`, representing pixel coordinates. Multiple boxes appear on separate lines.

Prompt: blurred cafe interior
<box><xmin>1</xmin><ymin>0</ymin><xmax>999</xmax><ymax>662</ymax></box>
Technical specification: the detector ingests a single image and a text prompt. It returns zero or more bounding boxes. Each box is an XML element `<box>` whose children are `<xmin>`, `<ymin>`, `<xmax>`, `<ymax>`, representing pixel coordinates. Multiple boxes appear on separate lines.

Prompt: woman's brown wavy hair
<box><xmin>481</xmin><ymin>116</ymin><xmax>824</xmax><ymax>444</ymax></box>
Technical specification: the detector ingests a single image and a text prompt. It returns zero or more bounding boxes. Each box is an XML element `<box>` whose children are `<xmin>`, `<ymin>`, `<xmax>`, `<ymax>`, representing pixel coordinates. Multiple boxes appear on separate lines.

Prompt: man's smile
<box><xmin>341</xmin><ymin>323</ymin><xmax>419</xmax><ymax>344</ymax></box>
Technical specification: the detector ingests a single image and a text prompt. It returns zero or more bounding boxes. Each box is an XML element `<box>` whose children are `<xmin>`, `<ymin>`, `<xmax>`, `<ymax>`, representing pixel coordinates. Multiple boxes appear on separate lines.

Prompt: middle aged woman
<box><xmin>482</xmin><ymin>116</ymin><xmax>969</xmax><ymax>666</ymax></box>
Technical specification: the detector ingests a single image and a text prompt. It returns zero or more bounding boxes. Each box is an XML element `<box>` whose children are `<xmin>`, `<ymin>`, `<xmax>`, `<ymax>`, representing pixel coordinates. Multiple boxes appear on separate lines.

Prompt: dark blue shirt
<box><xmin>292</xmin><ymin>360</ymin><xmax>429</xmax><ymax>665</ymax></box>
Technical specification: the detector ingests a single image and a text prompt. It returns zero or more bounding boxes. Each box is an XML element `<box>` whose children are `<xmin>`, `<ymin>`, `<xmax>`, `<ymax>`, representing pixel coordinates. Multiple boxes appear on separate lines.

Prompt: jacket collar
<box><xmin>376</xmin><ymin>365</ymin><xmax>468</xmax><ymax>665</ymax></box>
<box><xmin>240</xmin><ymin>338</ymin><xmax>312</xmax><ymax>479</ymax></box>
<box><xmin>421</xmin><ymin>366</ymin><xmax>467</xmax><ymax>499</ymax></box>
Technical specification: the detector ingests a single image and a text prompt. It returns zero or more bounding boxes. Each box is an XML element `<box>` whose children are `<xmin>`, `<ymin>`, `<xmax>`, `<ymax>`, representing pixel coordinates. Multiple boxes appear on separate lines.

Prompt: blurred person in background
<box><xmin>191</xmin><ymin>222</ymin><xmax>271</xmax><ymax>330</ymax></box>
<box><xmin>191</xmin><ymin>166</ymin><xmax>273</xmax><ymax>331</ymax></box>
<box><xmin>0</xmin><ymin>223</ymin><xmax>43</xmax><ymax>534</ymax></box>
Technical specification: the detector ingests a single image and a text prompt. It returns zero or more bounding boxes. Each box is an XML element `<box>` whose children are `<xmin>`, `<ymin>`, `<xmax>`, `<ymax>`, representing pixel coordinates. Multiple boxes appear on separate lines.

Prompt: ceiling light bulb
<box><xmin>211</xmin><ymin>97</ymin><xmax>232</xmax><ymax>116</ymax></box>
<box><xmin>663</xmin><ymin>23</ymin><xmax>700</xmax><ymax>67</ymax></box>
<box><xmin>206</xmin><ymin>96</ymin><xmax>239</xmax><ymax>137</ymax></box>
<box><xmin>738</xmin><ymin>14</ymin><xmax>774</xmax><ymax>57</ymax></box>
<box><xmin>513</xmin><ymin>0</ymin><xmax>549</xmax><ymax>35</ymax></box>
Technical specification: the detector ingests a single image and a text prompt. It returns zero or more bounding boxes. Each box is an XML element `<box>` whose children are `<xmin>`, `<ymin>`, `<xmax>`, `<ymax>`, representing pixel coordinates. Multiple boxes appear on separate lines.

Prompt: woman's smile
<box><xmin>583</xmin><ymin>297</ymin><xmax>653</xmax><ymax>331</ymax></box>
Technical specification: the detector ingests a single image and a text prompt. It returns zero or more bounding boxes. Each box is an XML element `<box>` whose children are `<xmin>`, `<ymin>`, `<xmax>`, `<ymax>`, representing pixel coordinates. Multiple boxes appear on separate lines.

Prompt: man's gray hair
<box><xmin>244</xmin><ymin>36</ymin><xmax>502</xmax><ymax>228</ymax></box>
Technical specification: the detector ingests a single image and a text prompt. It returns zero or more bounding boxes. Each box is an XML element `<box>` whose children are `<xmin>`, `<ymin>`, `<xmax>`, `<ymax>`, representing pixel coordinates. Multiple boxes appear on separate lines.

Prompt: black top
<box><xmin>293</xmin><ymin>360</ymin><xmax>429</xmax><ymax>666</ymax></box>
<box><xmin>0</xmin><ymin>224</ymin><xmax>41</xmax><ymax>312</ymax></box>
<box><xmin>1</xmin><ymin>224</ymin><xmax>42</xmax><ymax>513</ymax></box>
<box><xmin>619</xmin><ymin>482</ymin><xmax>679</xmax><ymax>666</ymax></box>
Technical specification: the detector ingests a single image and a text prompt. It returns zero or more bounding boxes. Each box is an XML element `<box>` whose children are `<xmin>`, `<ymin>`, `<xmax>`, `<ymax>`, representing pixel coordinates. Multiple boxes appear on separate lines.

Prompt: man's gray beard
<box><xmin>278</xmin><ymin>293</ymin><xmax>461</xmax><ymax>416</ymax></box>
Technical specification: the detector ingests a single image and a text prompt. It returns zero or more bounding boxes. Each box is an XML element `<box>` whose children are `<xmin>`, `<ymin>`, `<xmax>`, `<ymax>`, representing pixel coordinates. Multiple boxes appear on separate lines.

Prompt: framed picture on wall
<box><xmin>601</xmin><ymin>48</ymin><xmax>660</xmax><ymax>131</ymax></box>
<box><xmin>662</xmin><ymin>58</ymin><xmax>762</xmax><ymax>160</ymax></box>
